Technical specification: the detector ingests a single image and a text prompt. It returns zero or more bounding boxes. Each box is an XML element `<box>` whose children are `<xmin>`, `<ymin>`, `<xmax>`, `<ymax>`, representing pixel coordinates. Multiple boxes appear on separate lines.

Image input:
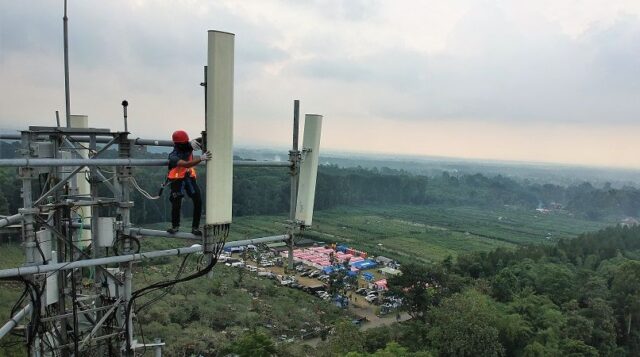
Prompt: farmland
<box><xmin>218</xmin><ymin>204</ymin><xmax>612</xmax><ymax>264</ymax></box>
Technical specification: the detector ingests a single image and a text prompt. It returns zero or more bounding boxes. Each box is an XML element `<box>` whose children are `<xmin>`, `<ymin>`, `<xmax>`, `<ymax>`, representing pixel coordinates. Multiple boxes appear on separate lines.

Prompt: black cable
<box><xmin>34</xmin><ymin>236</ymin><xmax>47</xmax><ymax>264</ymax></box>
<box><xmin>136</xmin><ymin>312</ymin><xmax>147</xmax><ymax>356</ymax></box>
<box><xmin>45</xmin><ymin>306</ymin><xmax>64</xmax><ymax>356</ymax></box>
<box><xmin>112</xmin><ymin>236</ymin><xmax>141</xmax><ymax>256</ymax></box>
<box><xmin>1</xmin><ymin>277</ymin><xmax>44</xmax><ymax>349</ymax></box>
<box><xmin>126</xmin><ymin>257</ymin><xmax>216</xmax><ymax>354</ymax></box>
<box><xmin>124</xmin><ymin>226</ymin><xmax>228</xmax><ymax>352</ymax></box>
<box><xmin>135</xmin><ymin>254</ymin><xmax>191</xmax><ymax>313</ymax></box>
<box><xmin>70</xmin><ymin>269</ymin><xmax>80</xmax><ymax>356</ymax></box>
<box><xmin>9</xmin><ymin>284</ymin><xmax>29</xmax><ymax>319</ymax></box>
<box><xmin>24</xmin><ymin>278</ymin><xmax>43</xmax><ymax>348</ymax></box>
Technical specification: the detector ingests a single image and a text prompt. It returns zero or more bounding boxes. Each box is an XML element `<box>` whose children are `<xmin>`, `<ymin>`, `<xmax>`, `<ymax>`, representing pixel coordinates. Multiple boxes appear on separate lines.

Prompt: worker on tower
<box><xmin>166</xmin><ymin>130</ymin><xmax>212</xmax><ymax>236</ymax></box>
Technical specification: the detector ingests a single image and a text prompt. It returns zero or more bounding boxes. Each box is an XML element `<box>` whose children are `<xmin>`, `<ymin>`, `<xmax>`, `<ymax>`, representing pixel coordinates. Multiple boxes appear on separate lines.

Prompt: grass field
<box><xmin>2</xmin><ymin>204</ymin><xmax>611</xmax><ymax>268</ymax></box>
<box><xmin>142</xmin><ymin>204</ymin><xmax>612</xmax><ymax>264</ymax></box>
<box><xmin>303</xmin><ymin>205</ymin><xmax>611</xmax><ymax>264</ymax></box>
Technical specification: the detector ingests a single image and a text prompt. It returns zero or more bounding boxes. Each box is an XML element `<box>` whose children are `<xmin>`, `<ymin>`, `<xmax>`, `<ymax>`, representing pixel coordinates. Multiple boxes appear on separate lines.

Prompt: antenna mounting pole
<box><xmin>122</xmin><ymin>100</ymin><xmax>129</xmax><ymax>132</ymax></box>
<box><xmin>63</xmin><ymin>0</ymin><xmax>71</xmax><ymax>128</ymax></box>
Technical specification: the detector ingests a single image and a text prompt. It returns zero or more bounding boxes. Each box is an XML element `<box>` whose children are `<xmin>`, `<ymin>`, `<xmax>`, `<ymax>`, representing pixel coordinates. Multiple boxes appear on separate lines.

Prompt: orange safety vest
<box><xmin>167</xmin><ymin>153</ymin><xmax>197</xmax><ymax>179</ymax></box>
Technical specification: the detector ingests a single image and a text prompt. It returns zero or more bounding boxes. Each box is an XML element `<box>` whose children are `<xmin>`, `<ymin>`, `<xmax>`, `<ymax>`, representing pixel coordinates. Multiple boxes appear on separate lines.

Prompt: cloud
<box><xmin>285</xmin><ymin>3</ymin><xmax>640</xmax><ymax>123</ymax></box>
<box><xmin>1</xmin><ymin>0</ymin><xmax>640</xmax><ymax>166</ymax></box>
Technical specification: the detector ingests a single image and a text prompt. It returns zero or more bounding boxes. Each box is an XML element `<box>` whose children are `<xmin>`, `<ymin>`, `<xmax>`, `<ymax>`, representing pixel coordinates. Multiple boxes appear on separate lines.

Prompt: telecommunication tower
<box><xmin>0</xmin><ymin>11</ymin><xmax>324</xmax><ymax>356</ymax></box>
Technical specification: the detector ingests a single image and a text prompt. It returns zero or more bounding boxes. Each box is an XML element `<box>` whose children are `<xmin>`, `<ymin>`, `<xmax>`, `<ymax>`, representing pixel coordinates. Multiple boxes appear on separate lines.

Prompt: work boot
<box><xmin>191</xmin><ymin>228</ymin><xmax>203</xmax><ymax>236</ymax></box>
<box><xmin>167</xmin><ymin>226</ymin><xmax>179</xmax><ymax>234</ymax></box>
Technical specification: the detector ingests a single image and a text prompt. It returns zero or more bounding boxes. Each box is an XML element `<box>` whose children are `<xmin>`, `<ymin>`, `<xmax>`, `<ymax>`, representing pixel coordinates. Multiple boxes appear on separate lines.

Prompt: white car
<box><xmin>365</xmin><ymin>294</ymin><xmax>378</xmax><ymax>303</ymax></box>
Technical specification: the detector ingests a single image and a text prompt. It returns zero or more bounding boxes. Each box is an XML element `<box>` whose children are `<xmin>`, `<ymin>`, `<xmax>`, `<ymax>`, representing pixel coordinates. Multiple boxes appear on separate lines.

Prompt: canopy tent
<box><xmin>362</xmin><ymin>272</ymin><xmax>375</xmax><ymax>281</ymax></box>
<box><xmin>373</xmin><ymin>278</ymin><xmax>388</xmax><ymax>290</ymax></box>
<box><xmin>380</xmin><ymin>267</ymin><xmax>402</xmax><ymax>276</ymax></box>
<box><xmin>351</xmin><ymin>260</ymin><xmax>377</xmax><ymax>270</ymax></box>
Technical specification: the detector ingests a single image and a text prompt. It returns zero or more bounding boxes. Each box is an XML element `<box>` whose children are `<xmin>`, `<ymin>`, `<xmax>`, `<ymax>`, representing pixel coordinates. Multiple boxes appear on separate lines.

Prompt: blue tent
<box><xmin>347</xmin><ymin>271</ymin><xmax>358</xmax><ymax>277</ymax></box>
<box><xmin>352</xmin><ymin>260</ymin><xmax>378</xmax><ymax>270</ymax></box>
<box><xmin>322</xmin><ymin>266</ymin><xmax>334</xmax><ymax>275</ymax></box>
<box><xmin>362</xmin><ymin>272</ymin><xmax>374</xmax><ymax>281</ymax></box>
<box><xmin>336</xmin><ymin>245</ymin><xmax>348</xmax><ymax>253</ymax></box>
<box><xmin>334</xmin><ymin>295</ymin><xmax>349</xmax><ymax>308</ymax></box>
<box><xmin>224</xmin><ymin>246</ymin><xmax>244</xmax><ymax>253</ymax></box>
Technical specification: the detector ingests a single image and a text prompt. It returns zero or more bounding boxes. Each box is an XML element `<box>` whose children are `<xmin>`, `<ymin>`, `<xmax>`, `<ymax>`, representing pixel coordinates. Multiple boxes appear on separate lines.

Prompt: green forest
<box><xmin>1</xmin><ymin>140</ymin><xmax>640</xmax><ymax>224</ymax></box>
<box><xmin>2</xmin><ymin>140</ymin><xmax>640</xmax><ymax>356</ymax></box>
<box><xmin>335</xmin><ymin>224</ymin><xmax>640</xmax><ymax>356</ymax></box>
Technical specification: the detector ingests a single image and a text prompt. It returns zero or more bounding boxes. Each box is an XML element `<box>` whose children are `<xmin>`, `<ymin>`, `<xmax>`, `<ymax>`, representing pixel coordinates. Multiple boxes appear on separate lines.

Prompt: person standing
<box><xmin>166</xmin><ymin>130</ymin><xmax>212</xmax><ymax>236</ymax></box>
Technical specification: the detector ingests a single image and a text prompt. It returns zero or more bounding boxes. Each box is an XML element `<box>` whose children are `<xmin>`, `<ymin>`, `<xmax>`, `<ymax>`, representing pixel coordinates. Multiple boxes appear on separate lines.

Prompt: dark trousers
<box><xmin>169</xmin><ymin>177</ymin><xmax>202</xmax><ymax>228</ymax></box>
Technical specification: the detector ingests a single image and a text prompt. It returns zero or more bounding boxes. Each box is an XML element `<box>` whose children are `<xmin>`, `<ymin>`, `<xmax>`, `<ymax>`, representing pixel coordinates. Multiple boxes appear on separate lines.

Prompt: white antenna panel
<box><xmin>295</xmin><ymin>114</ymin><xmax>323</xmax><ymax>226</ymax></box>
<box><xmin>205</xmin><ymin>31</ymin><xmax>235</xmax><ymax>225</ymax></box>
<box><xmin>97</xmin><ymin>217</ymin><xmax>115</xmax><ymax>248</ymax></box>
<box><xmin>46</xmin><ymin>252</ymin><xmax>58</xmax><ymax>306</ymax></box>
<box><xmin>35</xmin><ymin>228</ymin><xmax>52</xmax><ymax>263</ymax></box>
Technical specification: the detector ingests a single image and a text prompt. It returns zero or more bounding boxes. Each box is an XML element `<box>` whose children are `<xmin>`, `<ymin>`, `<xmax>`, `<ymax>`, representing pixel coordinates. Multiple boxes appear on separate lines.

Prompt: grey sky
<box><xmin>1</xmin><ymin>0</ymin><xmax>639</xmax><ymax>167</ymax></box>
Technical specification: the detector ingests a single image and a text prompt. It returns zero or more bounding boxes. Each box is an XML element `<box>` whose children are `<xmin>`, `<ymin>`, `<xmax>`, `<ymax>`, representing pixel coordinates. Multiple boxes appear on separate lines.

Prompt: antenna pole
<box><xmin>293</xmin><ymin>100</ymin><xmax>300</xmax><ymax>151</ymax></box>
<box><xmin>63</xmin><ymin>0</ymin><xmax>71</xmax><ymax>127</ymax></box>
<box><xmin>288</xmin><ymin>100</ymin><xmax>300</xmax><ymax>271</ymax></box>
<box><xmin>122</xmin><ymin>100</ymin><xmax>129</xmax><ymax>132</ymax></box>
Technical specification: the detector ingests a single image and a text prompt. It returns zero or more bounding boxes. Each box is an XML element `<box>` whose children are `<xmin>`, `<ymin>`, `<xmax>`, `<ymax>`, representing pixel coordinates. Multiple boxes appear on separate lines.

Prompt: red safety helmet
<box><xmin>172</xmin><ymin>130</ymin><xmax>189</xmax><ymax>143</ymax></box>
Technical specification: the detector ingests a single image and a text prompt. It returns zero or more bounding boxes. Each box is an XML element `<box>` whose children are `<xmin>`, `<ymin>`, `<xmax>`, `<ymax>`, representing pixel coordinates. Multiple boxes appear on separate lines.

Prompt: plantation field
<box><xmin>302</xmin><ymin>205</ymin><xmax>611</xmax><ymax>263</ymax></box>
<box><xmin>146</xmin><ymin>205</ymin><xmax>612</xmax><ymax>264</ymax></box>
<box><xmin>2</xmin><ymin>204</ymin><xmax>612</xmax><ymax>268</ymax></box>
<box><xmin>169</xmin><ymin>205</ymin><xmax>610</xmax><ymax>264</ymax></box>
<box><xmin>145</xmin><ymin>204</ymin><xmax>612</xmax><ymax>264</ymax></box>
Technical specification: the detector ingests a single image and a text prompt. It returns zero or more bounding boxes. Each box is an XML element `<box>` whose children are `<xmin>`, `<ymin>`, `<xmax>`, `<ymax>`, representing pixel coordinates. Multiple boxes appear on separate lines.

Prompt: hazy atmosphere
<box><xmin>5</xmin><ymin>2</ymin><xmax>640</xmax><ymax>356</ymax></box>
<box><xmin>1</xmin><ymin>0</ymin><xmax>640</xmax><ymax>167</ymax></box>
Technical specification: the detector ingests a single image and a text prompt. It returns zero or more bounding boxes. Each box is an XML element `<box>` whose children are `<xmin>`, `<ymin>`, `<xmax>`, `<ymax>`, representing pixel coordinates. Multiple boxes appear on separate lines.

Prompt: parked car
<box><xmin>356</xmin><ymin>288</ymin><xmax>368</xmax><ymax>296</ymax></box>
<box><xmin>281</xmin><ymin>279</ymin><xmax>294</xmax><ymax>286</ymax></box>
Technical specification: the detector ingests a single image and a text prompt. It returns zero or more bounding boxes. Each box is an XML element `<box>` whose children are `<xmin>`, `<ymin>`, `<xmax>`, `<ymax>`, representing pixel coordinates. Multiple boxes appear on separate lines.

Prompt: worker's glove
<box><xmin>200</xmin><ymin>151</ymin><xmax>213</xmax><ymax>161</ymax></box>
<box><xmin>190</xmin><ymin>138</ymin><xmax>203</xmax><ymax>151</ymax></box>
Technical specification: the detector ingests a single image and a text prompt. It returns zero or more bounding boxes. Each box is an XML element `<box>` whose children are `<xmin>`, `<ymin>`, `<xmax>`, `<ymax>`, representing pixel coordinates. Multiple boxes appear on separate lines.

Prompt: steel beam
<box><xmin>0</xmin><ymin>213</ymin><xmax>23</xmax><ymax>228</ymax></box>
<box><xmin>60</xmin><ymin>136</ymin><xmax>118</xmax><ymax>196</ymax></box>
<box><xmin>0</xmin><ymin>234</ymin><xmax>289</xmax><ymax>278</ymax></box>
<box><xmin>0</xmin><ymin>158</ymin><xmax>290</xmax><ymax>168</ymax></box>
<box><xmin>127</xmin><ymin>227</ymin><xmax>201</xmax><ymax>240</ymax></box>
<box><xmin>2</xmin><ymin>133</ymin><xmax>176</xmax><ymax>147</ymax></box>
<box><xmin>0</xmin><ymin>304</ymin><xmax>32</xmax><ymax>339</ymax></box>
<box><xmin>79</xmin><ymin>298</ymin><xmax>122</xmax><ymax>350</ymax></box>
